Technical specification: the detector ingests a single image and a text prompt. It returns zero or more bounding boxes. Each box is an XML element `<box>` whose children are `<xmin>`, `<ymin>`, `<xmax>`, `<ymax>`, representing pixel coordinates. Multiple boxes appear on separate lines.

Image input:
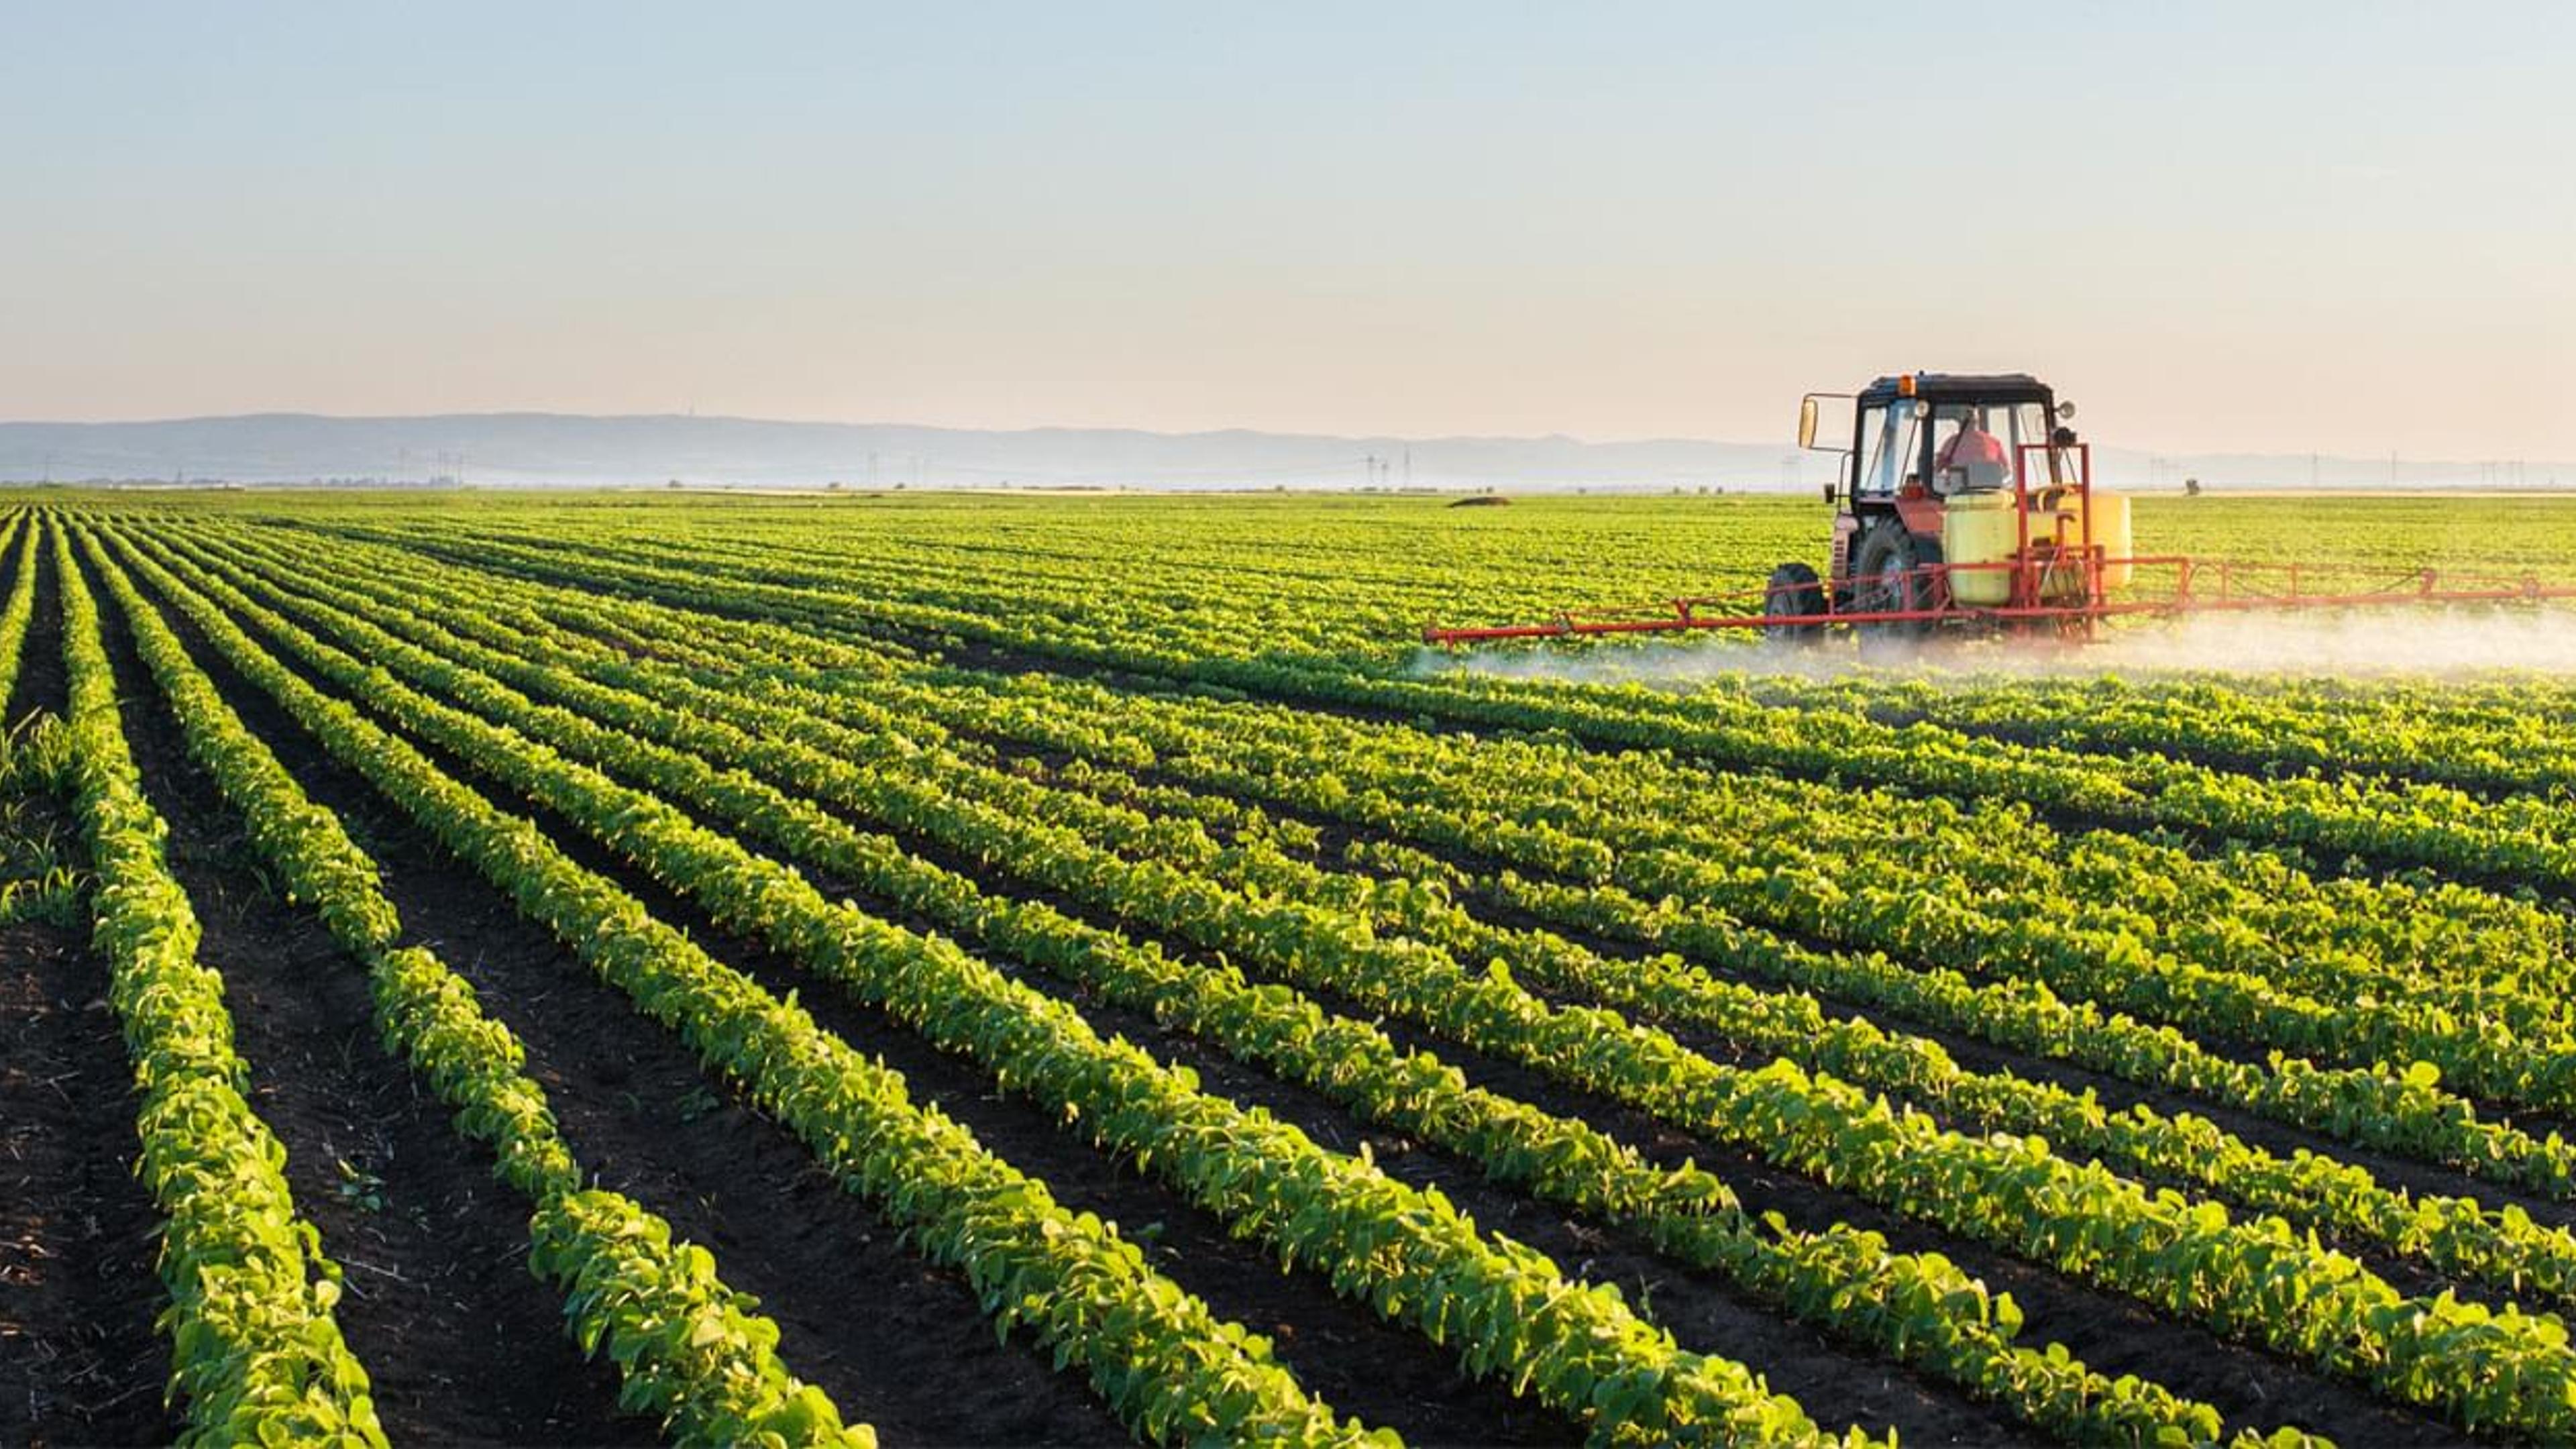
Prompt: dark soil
<box><xmin>1</xmin><ymin>531</ymin><xmax>169</xmax><ymax>1448</ymax></box>
<box><xmin>8</xmin><ymin>525</ymin><xmax>67</xmax><ymax>726</ymax></box>
<box><xmin>0</xmin><ymin>906</ymin><xmax>174</xmax><ymax>1448</ymax></box>
<box><xmin>276</xmin><ymin>789</ymin><xmax>1139</xmax><ymax>1446</ymax></box>
<box><xmin>85</xmin><ymin>555</ymin><xmax>642</xmax><ymax>1445</ymax></box>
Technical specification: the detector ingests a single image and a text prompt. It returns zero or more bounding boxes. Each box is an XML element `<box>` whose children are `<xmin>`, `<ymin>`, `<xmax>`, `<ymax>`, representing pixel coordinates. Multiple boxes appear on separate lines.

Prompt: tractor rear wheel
<box><xmin>1762</xmin><ymin>562</ymin><xmax>1826</xmax><ymax>647</ymax></box>
<box><xmin>1849</xmin><ymin>523</ymin><xmax>1943</xmax><ymax>645</ymax></box>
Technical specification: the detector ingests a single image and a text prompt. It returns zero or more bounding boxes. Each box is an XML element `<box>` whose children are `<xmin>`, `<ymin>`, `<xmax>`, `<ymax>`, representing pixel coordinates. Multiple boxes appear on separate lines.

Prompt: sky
<box><xmin>4</xmin><ymin>3</ymin><xmax>2571</xmax><ymax>460</ymax></box>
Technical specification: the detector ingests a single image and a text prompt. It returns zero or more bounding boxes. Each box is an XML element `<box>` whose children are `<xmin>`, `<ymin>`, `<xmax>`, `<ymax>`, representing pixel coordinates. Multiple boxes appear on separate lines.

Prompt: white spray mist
<box><xmin>1413</xmin><ymin>606</ymin><xmax>2576</xmax><ymax>687</ymax></box>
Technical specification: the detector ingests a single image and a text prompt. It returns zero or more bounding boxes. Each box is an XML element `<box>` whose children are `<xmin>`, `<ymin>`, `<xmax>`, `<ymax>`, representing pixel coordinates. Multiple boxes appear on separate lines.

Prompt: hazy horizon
<box><xmin>8</xmin><ymin>409</ymin><xmax>2567</xmax><ymax>492</ymax></box>
<box><xmin>8</xmin><ymin>4</ymin><xmax>2571</xmax><ymax>461</ymax></box>
<box><xmin>13</xmin><ymin>402</ymin><xmax>2576</xmax><ymax>462</ymax></box>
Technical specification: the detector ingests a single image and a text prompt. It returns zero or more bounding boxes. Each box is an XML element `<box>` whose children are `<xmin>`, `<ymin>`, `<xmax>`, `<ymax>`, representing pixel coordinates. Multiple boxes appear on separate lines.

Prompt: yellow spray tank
<box><xmin>1942</xmin><ymin>487</ymin><xmax>2132</xmax><ymax>606</ymax></box>
<box><xmin>2061</xmin><ymin>488</ymin><xmax>2133</xmax><ymax>588</ymax></box>
<box><xmin>1940</xmin><ymin>492</ymin><xmax>2021</xmax><ymax>605</ymax></box>
<box><xmin>2041</xmin><ymin>486</ymin><xmax>2133</xmax><ymax>596</ymax></box>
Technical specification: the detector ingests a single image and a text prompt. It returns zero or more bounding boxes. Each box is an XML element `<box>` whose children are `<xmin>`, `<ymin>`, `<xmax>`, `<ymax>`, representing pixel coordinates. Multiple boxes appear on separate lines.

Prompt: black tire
<box><xmin>1849</xmin><ymin>523</ymin><xmax>1944</xmax><ymax>644</ymax></box>
<box><xmin>1761</xmin><ymin>562</ymin><xmax>1826</xmax><ymax>647</ymax></box>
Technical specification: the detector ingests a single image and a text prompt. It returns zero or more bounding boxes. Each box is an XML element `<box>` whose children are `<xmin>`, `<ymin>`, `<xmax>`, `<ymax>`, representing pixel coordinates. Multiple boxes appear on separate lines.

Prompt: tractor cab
<box><xmin>1786</xmin><ymin>371</ymin><xmax>2118</xmax><ymax>639</ymax></box>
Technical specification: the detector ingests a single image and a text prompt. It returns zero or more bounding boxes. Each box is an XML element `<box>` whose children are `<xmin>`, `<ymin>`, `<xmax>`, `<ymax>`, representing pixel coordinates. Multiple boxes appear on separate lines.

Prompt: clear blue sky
<box><xmin>5</xmin><ymin>2</ymin><xmax>2570</xmax><ymax>459</ymax></box>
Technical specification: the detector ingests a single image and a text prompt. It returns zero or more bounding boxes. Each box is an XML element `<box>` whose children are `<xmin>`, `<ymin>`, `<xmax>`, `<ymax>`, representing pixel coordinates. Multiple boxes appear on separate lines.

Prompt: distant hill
<box><xmin>0</xmin><ymin>413</ymin><xmax>1793</xmax><ymax>490</ymax></box>
<box><xmin>0</xmin><ymin>411</ymin><xmax>2565</xmax><ymax>492</ymax></box>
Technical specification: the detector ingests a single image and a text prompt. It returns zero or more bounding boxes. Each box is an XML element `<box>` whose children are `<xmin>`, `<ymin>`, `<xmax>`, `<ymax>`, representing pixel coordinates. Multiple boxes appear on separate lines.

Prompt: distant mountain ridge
<box><xmin>0</xmin><ymin>411</ymin><xmax>2564</xmax><ymax>492</ymax></box>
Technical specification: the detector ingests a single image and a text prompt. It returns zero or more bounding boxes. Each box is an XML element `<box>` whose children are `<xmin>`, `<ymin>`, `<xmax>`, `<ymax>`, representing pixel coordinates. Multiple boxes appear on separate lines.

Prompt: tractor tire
<box><xmin>1849</xmin><ymin>523</ymin><xmax>1943</xmax><ymax>646</ymax></box>
<box><xmin>1762</xmin><ymin>562</ymin><xmax>1826</xmax><ymax>647</ymax></box>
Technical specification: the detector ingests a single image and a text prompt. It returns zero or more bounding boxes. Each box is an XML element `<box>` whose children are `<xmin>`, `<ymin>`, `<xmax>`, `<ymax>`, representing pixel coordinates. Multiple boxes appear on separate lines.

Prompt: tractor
<box><xmin>1421</xmin><ymin>370</ymin><xmax>2576</xmax><ymax>651</ymax></box>
<box><xmin>1770</xmin><ymin>370</ymin><xmax>2121</xmax><ymax>645</ymax></box>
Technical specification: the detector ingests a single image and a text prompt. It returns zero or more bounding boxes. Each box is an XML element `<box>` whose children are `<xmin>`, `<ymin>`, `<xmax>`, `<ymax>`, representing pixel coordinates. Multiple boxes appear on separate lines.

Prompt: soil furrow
<box><xmin>0</xmin><ymin>900</ymin><xmax>173</xmax><ymax>1447</ymax></box>
<box><xmin>8</xmin><ymin>525</ymin><xmax>68</xmax><ymax>726</ymax></box>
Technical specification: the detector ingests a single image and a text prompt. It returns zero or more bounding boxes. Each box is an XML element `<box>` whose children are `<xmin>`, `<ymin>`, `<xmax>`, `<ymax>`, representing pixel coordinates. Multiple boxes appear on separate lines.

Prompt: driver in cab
<box><xmin>1937</xmin><ymin>410</ymin><xmax>2011</xmax><ymax>493</ymax></box>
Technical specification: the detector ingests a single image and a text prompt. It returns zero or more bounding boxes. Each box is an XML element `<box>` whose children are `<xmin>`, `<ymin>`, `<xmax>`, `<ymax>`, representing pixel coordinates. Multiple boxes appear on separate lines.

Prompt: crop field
<box><xmin>17</xmin><ymin>488</ymin><xmax>2576</xmax><ymax>1448</ymax></box>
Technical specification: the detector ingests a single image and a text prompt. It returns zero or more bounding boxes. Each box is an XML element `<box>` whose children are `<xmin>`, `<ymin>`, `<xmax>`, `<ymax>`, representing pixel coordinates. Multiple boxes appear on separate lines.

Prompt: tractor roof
<box><xmin>1859</xmin><ymin>372</ymin><xmax>2053</xmax><ymax>405</ymax></box>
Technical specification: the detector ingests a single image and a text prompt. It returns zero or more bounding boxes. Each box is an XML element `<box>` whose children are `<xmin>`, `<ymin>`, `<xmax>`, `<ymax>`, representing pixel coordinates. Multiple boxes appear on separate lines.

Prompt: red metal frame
<box><xmin>1421</xmin><ymin>444</ymin><xmax>2576</xmax><ymax>646</ymax></box>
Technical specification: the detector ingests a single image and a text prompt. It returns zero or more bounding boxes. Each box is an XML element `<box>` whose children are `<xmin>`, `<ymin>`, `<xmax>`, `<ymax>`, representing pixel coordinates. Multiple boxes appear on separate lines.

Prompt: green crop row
<box><xmin>171</xmin><ymin>516</ymin><xmax>2281</xmax><ymax>1445</ymax></box>
<box><xmin>207</xmin><ymin>515</ymin><xmax>2576</xmax><ymax>1327</ymax></box>
<box><xmin>855</xmin><ymin>737</ymin><xmax>2576</xmax><ymax>1318</ymax></box>
<box><xmin>860</xmin><ymin>665</ymin><xmax>2576</xmax><ymax>1189</ymax></box>
<box><xmin>77</xmin><ymin>525</ymin><xmax>873</xmax><ymax>1447</ymax></box>
<box><xmin>338</xmin><ymin>513</ymin><xmax>2576</xmax><ymax>1024</ymax></box>
<box><xmin>1825</xmin><ymin>671</ymin><xmax>2576</xmax><ymax>804</ymax></box>
<box><xmin>119</xmin><ymin>519</ymin><xmax>1888</xmax><ymax>1449</ymax></box>
<box><xmin>316</xmin><ymin>508</ymin><xmax>2576</xmax><ymax>899</ymax></box>
<box><xmin>129</xmin><ymin>519</ymin><xmax>2576</xmax><ymax>1437</ymax></box>
<box><xmin>0</xmin><ymin>513</ymin><xmax>40</xmax><ymax>716</ymax></box>
<box><xmin>192</xmin><ymin>515</ymin><xmax>2575</xmax><ymax>1198</ymax></box>
<box><xmin>225</xmin><ymin>508</ymin><xmax>2573</xmax><ymax>1013</ymax></box>
<box><xmin>95</xmin><ymin>522</ymin><xmax>1386</xmax><ymax>1449</ymax></box>
<box><xmin>50</xmin><ymin>519</ymin><xmax>387</xmax><ymax>1446</ymax></box>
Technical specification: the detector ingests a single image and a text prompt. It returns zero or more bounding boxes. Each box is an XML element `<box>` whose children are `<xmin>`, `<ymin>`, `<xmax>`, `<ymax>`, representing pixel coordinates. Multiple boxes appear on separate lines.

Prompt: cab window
<box><xmin>1856</xmin><ymin>403</ymin><xmax>1921</xmax><ymax>496</ymax></box>
<box><xmin>1927</xmin><ymin>401</ymin><xmax>2050</xmax><ymax>493</ymax></box>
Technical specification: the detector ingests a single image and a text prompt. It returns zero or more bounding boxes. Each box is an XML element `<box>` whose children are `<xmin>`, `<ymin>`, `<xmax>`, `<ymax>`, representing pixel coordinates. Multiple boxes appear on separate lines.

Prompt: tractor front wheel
<box><xmin>1762</xmin><ymin>562</ymin><xmax>1826</xmax><ymax>647</ymax></box>
<box><xmin>1849</xmin><ymin>523</ymin><xmax>1943</xmax><ymax>646</ymax></box>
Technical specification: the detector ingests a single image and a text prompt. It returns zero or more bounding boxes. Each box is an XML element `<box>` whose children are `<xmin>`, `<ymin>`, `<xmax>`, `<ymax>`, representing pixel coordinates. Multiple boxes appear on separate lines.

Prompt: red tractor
<box><xmin>1768</xmin><ymin>370</ymin><xmax>2120</xmax><ymax>645</ymax></box>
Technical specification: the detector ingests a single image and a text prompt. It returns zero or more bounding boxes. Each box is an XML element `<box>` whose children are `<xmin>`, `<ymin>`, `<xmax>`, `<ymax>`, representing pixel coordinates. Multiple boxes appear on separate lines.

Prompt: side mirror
<box><xmin>1797</xmin><ymin>396</ymin><xmax>1818</xmax><ymax>449</ymax></box>
<box><xmin>1821</xmin><ymin>480</ymin><xmax>1839</xmax><ymax>506</ymax></box>
<box><xmin>2055</xmin><ymin>400</ymin><xmax>2078</xmax><ymax>421</ymax></box>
